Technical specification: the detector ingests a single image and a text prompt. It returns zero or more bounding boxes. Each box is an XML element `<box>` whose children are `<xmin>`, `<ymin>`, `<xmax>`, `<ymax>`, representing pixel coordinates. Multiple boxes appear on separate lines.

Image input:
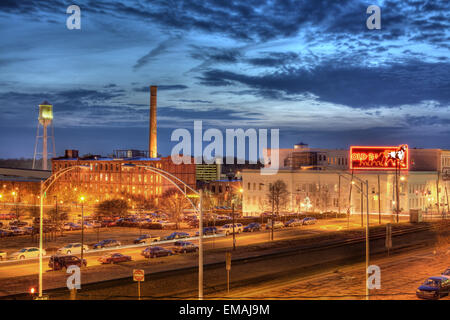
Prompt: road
<box><xmin>223</xmin><ymin>244</ymin><xmax>450</xmax><ymax>300</ymax></box>
<box><xmin>0</xmin><ymin>214</ymin><xmax>411</xmax><ymax>278</ymax></box>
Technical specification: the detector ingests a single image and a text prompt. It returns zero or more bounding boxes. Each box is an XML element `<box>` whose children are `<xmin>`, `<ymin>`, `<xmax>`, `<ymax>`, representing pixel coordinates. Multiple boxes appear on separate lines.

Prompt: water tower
<box><xmin>32</xmin><ymin>101</ymin><xmax>56</xmax><ymax>170</ymax></box>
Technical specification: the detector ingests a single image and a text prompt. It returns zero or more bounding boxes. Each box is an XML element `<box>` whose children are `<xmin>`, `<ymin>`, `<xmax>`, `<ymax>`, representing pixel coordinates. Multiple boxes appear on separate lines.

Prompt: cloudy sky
<box><xmin>0</xmin><ymin>0</ymin><xmax>449</xmax><ymax>159</ymax></box>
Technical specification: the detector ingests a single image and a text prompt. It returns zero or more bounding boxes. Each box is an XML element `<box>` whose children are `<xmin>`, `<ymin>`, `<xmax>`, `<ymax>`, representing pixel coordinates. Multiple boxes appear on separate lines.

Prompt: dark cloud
<box><xmin>160</xmin><ymin>106</ymin><xmax>263</xmax><ymax>121</ymax></box>
<box><xmin>133</xmin><ymin>85</ymin><xmax>188</xmax><ymax>92</ymax></box>
<box><xmin>198</xmin><ymin>59</ymin><xmax>450</xmax><ymax>108</ymax></box>
<box><xmin>133</xmin><ymin>38</ymin><xmax>178</xmax><ymax>70</ymax></box>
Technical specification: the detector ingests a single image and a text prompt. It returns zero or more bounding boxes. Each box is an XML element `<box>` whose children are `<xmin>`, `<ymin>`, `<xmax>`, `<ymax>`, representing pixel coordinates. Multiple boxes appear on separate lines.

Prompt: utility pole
<box><xmin>361</xmin><ymin>182</ymin><xmax>364</xmax><ymax>227</ymax></box>
<box><xmin>396</xmin><ymin>160</ymin><xmax>400</xmax><ymax>223</ymax></box>
<box><xmin>436</xmin><ymin>172</ymin><xmax>440</xmax><ymax>217</ymax></box>
<box><xmin>365</xmin><ymin>180</ymin><xmax>370</xmax><ymax>300</ymax></box>
<box><xmin>348</xmin><ymin>170</ymin><xmax>354</xmax><ymax>229</ymax></box>
<box><xmin>338</xmin><ymin>175</ymin><xmax>341</xmax><ymax>218</ymax></box>
<box><xmin>198</xmin><ymin>189</ymin><xmax>203</xmax><ymax>300</ymax></box>
<box><xmin>232</xmin><ymin>203</ymin><xmax>236</xmax><ymax>251</ymax></box>
<box><xmin>80</xmin><ymin>199</ymin><xmax>85</xmax><ymax>264</ymax></box>
<box><xmin>378</xmin><ymin>174</ymin><xmax>381</xmax><ymax>225</ymax></box>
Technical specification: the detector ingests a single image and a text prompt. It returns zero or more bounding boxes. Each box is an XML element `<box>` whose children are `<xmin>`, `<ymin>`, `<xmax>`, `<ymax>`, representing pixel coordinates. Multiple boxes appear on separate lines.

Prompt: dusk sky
<box><xmin>0</xmin><ymin>0</ymin><xmax>449</xmax><ymax>159</ymax></box>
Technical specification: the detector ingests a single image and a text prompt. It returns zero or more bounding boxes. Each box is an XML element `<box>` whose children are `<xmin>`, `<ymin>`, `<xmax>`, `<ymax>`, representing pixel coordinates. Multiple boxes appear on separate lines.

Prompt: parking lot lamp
<box><xmin>80</xmin><ymin>196</ymin><xmax>85</xmax><ymax>264</ymax></box>
<box><xmin>38</xmin><ymin>164</ymin><xmax>89</xmax><ymax>298</ymax></box>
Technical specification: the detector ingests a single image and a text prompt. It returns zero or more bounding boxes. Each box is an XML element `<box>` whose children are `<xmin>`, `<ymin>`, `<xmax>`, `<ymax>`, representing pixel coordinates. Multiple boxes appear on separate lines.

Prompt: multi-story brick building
<box><xmin>51</xmin><ymin>150</ymin><xmax>196</xmax><ymax>204</ymax></box>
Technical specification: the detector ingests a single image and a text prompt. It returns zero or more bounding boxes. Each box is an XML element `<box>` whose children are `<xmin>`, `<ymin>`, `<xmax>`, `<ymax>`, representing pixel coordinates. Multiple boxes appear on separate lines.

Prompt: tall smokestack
<box><xmin>149</xmin><ymin>86</ymin><xmax>157</xmax><ymax>158</ymax></box>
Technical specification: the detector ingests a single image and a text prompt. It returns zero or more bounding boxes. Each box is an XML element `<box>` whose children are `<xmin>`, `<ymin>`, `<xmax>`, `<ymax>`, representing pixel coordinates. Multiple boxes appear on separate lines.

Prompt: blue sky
<box><xmin>0</xmin><ymin>0</ymin><xmax>449</xmax><ymax>158</ymax></box>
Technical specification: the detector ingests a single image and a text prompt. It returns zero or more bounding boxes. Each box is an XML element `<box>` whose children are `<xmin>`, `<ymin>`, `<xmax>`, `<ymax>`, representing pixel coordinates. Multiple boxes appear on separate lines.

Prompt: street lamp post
<box><xmin>120</xmin><ymin>163</ymin><xmax>204</xmax><ymax>299</ymax></box>
<box><xmin>198</xmin><ymin>189</ymin><xmax>203</xmax><ymax>300</ymax></box>
<box><xmin>80</xmin><ymin>196</ymin><xmax>85</xmax><ymax>264</ymax></box>
<box><xmin>38</xmin><ymin>164</ymin><xmax>89</xmax><ymax>298</ymax></box>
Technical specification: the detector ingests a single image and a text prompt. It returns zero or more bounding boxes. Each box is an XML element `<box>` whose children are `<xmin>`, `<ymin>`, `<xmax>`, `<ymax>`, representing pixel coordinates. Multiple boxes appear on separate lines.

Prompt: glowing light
<box><xmin>80</xmin><ymin>196</ymin><xmax>85</xmax><ymax>202</ymax></box>
<box><xmin>239</xmin><ymin>188</ymin><xmax>244</xmax><ymax>193</ymax></box>
<box><xmin>400</xmin><ymin>176</ymin><xmax>406</xmax><ymax>181</ymax></box>
<box><xmin>350</xmin><ymin>145</ymin><xmax>409</xmax><ymax>170</ymax></box>
<box><xmin>30</xmin><ymin>287</ymin><xmax>35</xmax><ymax>294</ymax></box>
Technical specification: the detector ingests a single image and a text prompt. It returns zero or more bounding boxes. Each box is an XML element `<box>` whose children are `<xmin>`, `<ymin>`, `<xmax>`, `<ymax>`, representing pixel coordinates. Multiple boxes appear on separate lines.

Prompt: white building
<box><xmin>242</xmin><ymin>144</ymin><xmax>450</xmax><ymax>217</ymax></box>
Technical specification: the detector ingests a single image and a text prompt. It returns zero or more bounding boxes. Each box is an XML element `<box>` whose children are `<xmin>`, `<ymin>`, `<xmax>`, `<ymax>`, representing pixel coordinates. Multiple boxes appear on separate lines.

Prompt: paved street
<box><xmin>225</xmin><ymin>244</ymin><xmax>450</xmax><ymax>300</ymax></box>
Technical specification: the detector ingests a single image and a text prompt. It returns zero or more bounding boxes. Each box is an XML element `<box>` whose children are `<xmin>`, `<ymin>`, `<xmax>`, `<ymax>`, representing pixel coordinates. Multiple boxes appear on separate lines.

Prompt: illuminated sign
<box><xmin>350</xmin><ymin>145</ymin><xmax>408</xmax><ymax>170</ymax></box>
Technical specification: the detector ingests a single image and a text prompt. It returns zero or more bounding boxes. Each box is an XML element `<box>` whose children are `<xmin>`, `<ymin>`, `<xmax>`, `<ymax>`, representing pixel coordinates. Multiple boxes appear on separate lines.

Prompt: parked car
<box><xmin>218</xmin><ymin>223</ymin><xmax>243</xmax><ymax>236</ymax></box>
<box><xmin>0</xmin><ymin>229</ymin><xmax>14</xmax><ymax>237</ymax></box>
<box><xmin>57</xmin><ymin>243</ymin><xmax>89</xmax><ymax>255</ymax></box>
<box><xmin>265</xmin><ymin>221</ymin><xmax>284</xmax><ymax>229</ymax></box>
<box><xmin>83</xmin><ymin>222</ymin><xmax>94</xmax><ymax>229</ymax></box>
<box><xmin>301</xmin><ymin>217</ymin><xmax>317</xmax><ymax>225</ymax></box>
<box><xmin>9</xmin><ymin>220</ymin><xmax>28</xmax><ymax>228</ymax></box>
<box><xmin>9</xmin><ymin>227</ymin><xmax>26</xmax><ymax>236</ymax></box>
<box><xmin>163</xmin><ymin>232</ymin><xmax>190</xmax><ymax>241</ymax></box>
<box><xmin>93</xmin><ymin>239</ymin><xmax>121</xmax><ymax>249</ymax></box>
<box><xmin>63</xmin><ymin>223</ymin><xmax>82</xmax><ymax>231</ymax></box>
<box><xmin>133</xmin><ymin>234</ymin><xmax>160</xmax><ymax>244</ymax></box>
<box><xmin>141</xmin><ymin>246</ymin><xmax>173</xmax><ymax>258</ymax></box>
<box><xmin>10</xmin><ymin>247</ymin><xmax>46</xmax><ymax>260</ymax></box>
<box><xmin>0</xmin><ymin>251</ymin><xmax>6</xmax><ymax>261</ymax></box>
<box><xmin>91</xmin><ymin>221</ymin><xmax>102</xmax><ymax>228</ymax></box>
<box><xmin>98</xmin><ymin>253</ymin><xmax>132</xmax><ymax>264</ymax></box>
<box><xmin>285</xmin><ymin>219</ymin><xmax>303</xmax><ymax>227</ymax></box>
<box><xmin>49</xmin><ymin>255</ymin><xmax>86</xmax><ymax>270</ymax></box>
<box><xmin>243</xmin><ymin>222</ymin><xmax>261</xmax><ymax>232</ymax></box>
<box><xmin>172</xmin><ymin>241</ymin><xmax>198</xmax><ymax>253</ymax></box>
<box><xmin>416</xmin><ymin>276</ymin><xmax>450</xmax><ymax>299</ymax></box>
<box><xmin>195</xmin><ymin>227</ymin><xmax>218</xmax><ymax>236</ymax></box>
<box><xmin>101</xmin><ymin>220</ymin><xmax>116</xmax><ymax>227</ymax></box>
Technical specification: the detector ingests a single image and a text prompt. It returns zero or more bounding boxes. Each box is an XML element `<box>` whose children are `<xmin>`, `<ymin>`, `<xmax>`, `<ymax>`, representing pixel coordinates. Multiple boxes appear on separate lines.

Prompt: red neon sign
<box><xmin>349</xmin><ymin>145</ymin><xmax>408</xmax><ymax>170</ymax></box>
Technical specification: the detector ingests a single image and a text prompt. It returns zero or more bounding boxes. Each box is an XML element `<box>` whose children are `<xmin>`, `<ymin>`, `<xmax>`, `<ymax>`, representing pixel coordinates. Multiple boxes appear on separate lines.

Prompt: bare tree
<box><xmin>160</xmin><ymin>188</ymin><xmax>191</xmax><ymax>229</ymax></box>
<box><xmin>266</xmin><ymin>180</ymin><xmax>290</xmax><ymax>216</ymax></box>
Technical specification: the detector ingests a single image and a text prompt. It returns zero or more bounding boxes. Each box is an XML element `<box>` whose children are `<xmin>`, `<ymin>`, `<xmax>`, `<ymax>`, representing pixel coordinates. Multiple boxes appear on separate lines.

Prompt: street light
<box><xmin>80</xmin><ymin>196</ymin><xmax>85</xmax><ymax>264</ymax></box>
<box><xmin>120</xmin><ymin>163</ymin><xmax>204</xmax><ymax>299</ymax></box>
<box><xmin>38</xmin><ymin>164</ymin><xmax>89</xmax><ymax>298</ymax></box>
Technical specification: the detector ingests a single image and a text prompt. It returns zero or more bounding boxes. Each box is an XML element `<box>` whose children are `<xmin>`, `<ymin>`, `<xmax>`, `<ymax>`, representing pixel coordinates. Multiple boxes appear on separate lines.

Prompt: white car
<box><xmin>10</xmin><ymin>247</ymin><xmax>46</xmax><ymax>260</ymax></box>
<box><xmin>57</xmin><ymin>243</ymin><xmax>89</xmax><ymax>255</ymax></box>
<box><xmin>218</xmin><ymin>223</ymin><xmax>243</xmax><ymax>236</ymax></box>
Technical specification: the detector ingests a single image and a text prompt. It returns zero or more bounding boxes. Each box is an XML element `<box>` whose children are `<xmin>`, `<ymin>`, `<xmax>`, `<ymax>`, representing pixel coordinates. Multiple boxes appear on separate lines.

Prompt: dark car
<box><xmin>442</xmin><ymin>268</ymin><xmax>450</xmax><ymax>277</ymax></box>
<box><xmin>416</xmin><ymin>276</ymin><xmax>450</xmax><ymax>299</ymax></box>
<box><xmin>285</xmin><ymin>219</ymin><xmax>302</xmax><ymax>227</ymax></box>
<box><xmin>93</xmin><ymin>239</ymin><xmax>121</xmax><ymax>249</ymax></box>
<box><xmin>49</xmin><ymin>255</ymin><xmax>87</xmax><ymax>271</ymax></box>
<box><xmin>141</xmin><ymin>246</ymin><xmax>173</xmax><ymax>258</ymax></box>
<box><xmin>163</xmin><ymin>232</ymin><xmax>190</xmax><ymax>241</ymax></box>
<box><xmin>98</xmin><ymin>253</ymin><xmax>132</xmax><ymax>264</ymax></box>
<box><xmin>172</xmin><ymin>241</ymin><xmax>198</xmax><ymax>253</ymax></box>
<box><xmin>195</xmin><ymin>227</ymin><xmax>217</xmax><ymax>236</ymax></box>
<box><xmin>0</xmin><ymin>229</ymin><xmax>14</xmax><ymax>237</ymax></box>
<box><xmin>243</xmin><ymin>222</ymin><xmax>261</xmax><ymax>232</ymax></box>
<box><xmin>101</xmin><ymin>220</ymin><xmax>116</xmax><ymax>227</ymax></box>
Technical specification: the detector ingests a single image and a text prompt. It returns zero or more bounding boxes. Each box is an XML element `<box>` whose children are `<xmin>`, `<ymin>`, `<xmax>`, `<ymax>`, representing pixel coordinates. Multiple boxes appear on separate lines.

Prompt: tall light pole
<box><xmin>38</xmin><ymin>165</ymin><xmax>89</xmax><ymax>298</ymax></box>
<box><xmin>80</xmin><ymin>196</ymin><xmax>85</xmax><ymax>264</ymax></box>
<box><xmin>198</xmin><ymin>189</ymin><xmax>203</xmax><ymax>300</ymax></box>
<box><xmin>120</xmin><ymin>163</ymin><xmax>204</xmax><ymax>299</ymax></box>
<box><xmin>365</xmin><ymin>180</ymin><xmax>370</xmax><ymax>300</ymax></box>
